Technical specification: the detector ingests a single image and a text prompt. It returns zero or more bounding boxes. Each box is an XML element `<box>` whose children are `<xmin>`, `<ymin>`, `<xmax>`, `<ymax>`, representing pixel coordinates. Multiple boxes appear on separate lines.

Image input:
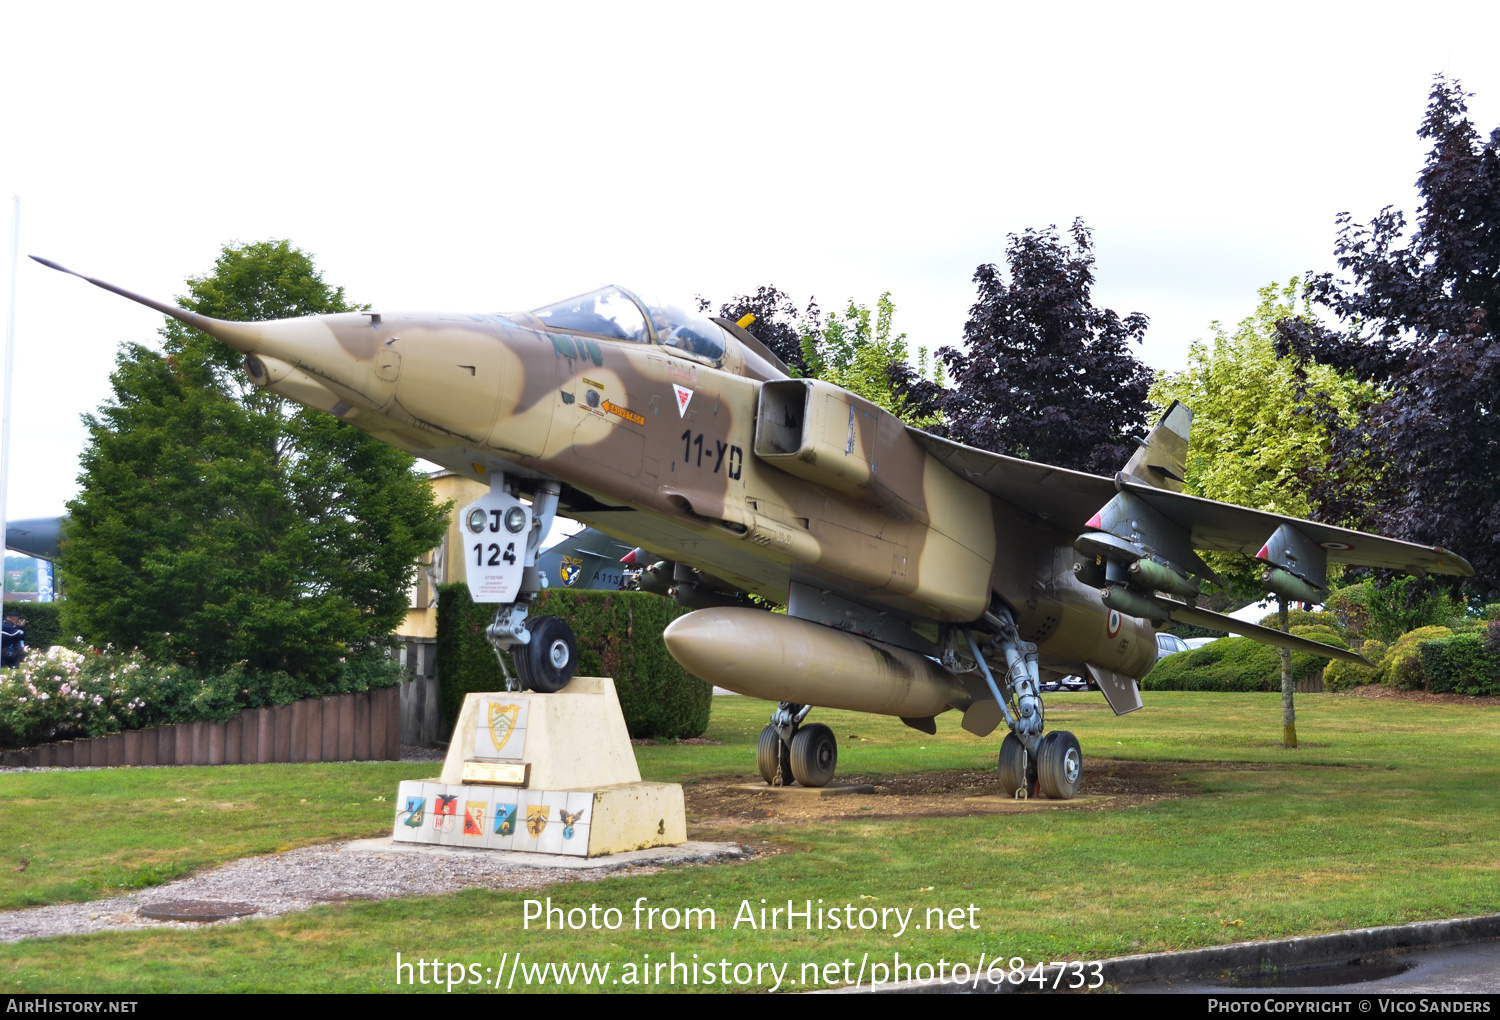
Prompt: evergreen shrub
<box><xmin>1324</xmin><ymin>639</ymin><xmax>1387</xmax><ymax>692</ymax></box>
<box><xmin>436</xmin><ymin>584</ymin><xmax>712</xmax><ymax>739</ymax></box>
<box><xmin>1256</xmin><ymin>608</ymin><xmax>1342</xmax><ymax>633</ymax></box>
<box><xmin>1141</xmin><ymin>636</ymin><xmax>1333</xmax><ymax>692</ymax></box>
<box><xmin>1326</xmin><ymin>584</ymin><xmax>1372</xmax><ymax>640</ymax></box>
<box><xmin>1378</xmin><ymin>626</ymin><xmax>1453</xmax><ymax>690</ymax></box>
<box><xmin>1367</xmin><ymin>578</ymin><xmax>1455</xmax><ymax>643</ymax></box>
<box><xmin>1420</xmin><ymin>633</ymin><xmax>1500</xmax><ymax>696</ymax></box>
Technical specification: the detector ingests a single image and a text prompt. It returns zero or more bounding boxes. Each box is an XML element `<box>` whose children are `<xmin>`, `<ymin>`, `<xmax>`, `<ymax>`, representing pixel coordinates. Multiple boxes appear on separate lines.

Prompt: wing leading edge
<box><xmin>907</xmin><ymin>426</ymin><xmax>1473</xmax><ymax>579</ymax></box>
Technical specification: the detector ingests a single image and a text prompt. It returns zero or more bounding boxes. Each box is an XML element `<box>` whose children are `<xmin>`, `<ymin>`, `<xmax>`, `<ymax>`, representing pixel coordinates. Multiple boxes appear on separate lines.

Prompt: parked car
<box><xmin>1045</xmin><ymin>633</ymin><xmax>1196</xmax><ymax>693</ymax></box>
<box><xmin>1154</xmin><ymin>632</ymin><xmax>1191</xmax><ymax>660</ymax></box>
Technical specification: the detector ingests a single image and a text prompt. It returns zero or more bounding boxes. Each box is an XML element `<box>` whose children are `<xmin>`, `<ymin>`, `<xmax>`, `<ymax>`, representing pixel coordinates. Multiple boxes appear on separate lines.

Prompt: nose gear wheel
<box><xmin>515</xmin><ymin>615</ymin><xmax>577</xmax><ymax>693</ymax></box>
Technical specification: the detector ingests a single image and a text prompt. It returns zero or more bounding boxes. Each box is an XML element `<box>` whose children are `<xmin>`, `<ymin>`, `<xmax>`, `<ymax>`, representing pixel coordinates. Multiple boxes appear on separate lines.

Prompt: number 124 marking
<box><xmin>474</xmin><ymin>542</ymin><xmax>517</xmax><ymax>566</ymax></box>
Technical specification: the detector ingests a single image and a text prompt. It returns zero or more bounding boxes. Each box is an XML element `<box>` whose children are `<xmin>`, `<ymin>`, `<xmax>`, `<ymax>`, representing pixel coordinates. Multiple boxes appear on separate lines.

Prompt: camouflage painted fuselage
<box><xmin>231</xmin><ymin>307</ymin><xmax>1155</xmax><ymax>681</ymax></box>
<box><xmin>38</xmin><ymin>255</ymin><xmax>1474</xmax><ymax>720</ymax></box>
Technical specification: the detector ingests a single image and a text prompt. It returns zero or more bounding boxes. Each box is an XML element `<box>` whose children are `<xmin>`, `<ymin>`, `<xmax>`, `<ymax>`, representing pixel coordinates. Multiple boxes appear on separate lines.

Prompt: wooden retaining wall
<box><xmin>0</xmin><ymin>685</ymin><xmax>401</xmax><ymax>768</ymax></box>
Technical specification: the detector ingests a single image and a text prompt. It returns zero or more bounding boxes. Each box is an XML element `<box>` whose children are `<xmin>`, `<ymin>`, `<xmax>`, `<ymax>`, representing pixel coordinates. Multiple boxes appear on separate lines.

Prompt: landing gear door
<box><xmin>460</xmin><ymin>490</ymin><xmax>532</xmax><ymax>603</ymax></box>
<box><xmin>1086</xmin><ymin>665</ymin><xmax>1143</xmax><ymax>716</ymax></box>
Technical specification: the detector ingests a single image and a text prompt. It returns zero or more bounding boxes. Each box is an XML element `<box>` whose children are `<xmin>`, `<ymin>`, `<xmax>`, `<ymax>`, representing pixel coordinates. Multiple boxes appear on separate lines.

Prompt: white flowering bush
<box><xmin>0</xmin><ymin>644</ymin><xmax>408</xmax><ymax>750</ymax></box>
<box><xmin>0</xmin><ymin>647</ymin><xmax>179</xmax><ymax>748</ymax></box>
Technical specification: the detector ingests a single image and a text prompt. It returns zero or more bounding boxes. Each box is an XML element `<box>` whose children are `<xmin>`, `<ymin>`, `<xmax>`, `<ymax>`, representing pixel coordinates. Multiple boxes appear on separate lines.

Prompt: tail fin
<box><xmin>1121</xmin><ymin>400</ymin><xmax>1192</xmax><ymax>492</ymax></box>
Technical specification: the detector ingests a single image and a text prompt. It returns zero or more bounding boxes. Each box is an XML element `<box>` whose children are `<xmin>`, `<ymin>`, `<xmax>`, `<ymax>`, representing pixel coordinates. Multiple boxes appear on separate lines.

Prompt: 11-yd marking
<box><xmin>681</xmin><ymin>430</ymin><xmax>743</xmax><ymax>479</ymax></box>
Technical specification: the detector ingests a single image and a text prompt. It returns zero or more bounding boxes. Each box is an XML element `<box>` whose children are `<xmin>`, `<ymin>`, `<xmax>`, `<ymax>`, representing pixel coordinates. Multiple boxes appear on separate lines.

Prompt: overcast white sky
<box><xmin>2</xmin><ymin>1</ymin><xmax>1498</xmax><ymax>521</ymax></box>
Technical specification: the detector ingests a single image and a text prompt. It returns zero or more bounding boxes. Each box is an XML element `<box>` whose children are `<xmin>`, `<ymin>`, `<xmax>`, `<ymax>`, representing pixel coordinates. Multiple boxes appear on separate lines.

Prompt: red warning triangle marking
<box><xmin>1085</xmin><ymin>511</ymin><xmax>1103</xmax><ymax>530</ymax></box>
<box><xmin>673</xmin><ymin>384</ymin><xmax>693</xmax><ymax>417</ymax></box>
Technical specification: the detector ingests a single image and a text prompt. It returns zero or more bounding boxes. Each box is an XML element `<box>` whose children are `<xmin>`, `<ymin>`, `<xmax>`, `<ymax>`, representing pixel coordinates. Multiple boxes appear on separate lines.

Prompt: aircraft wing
<box><xmin>908</xmin><ymin>429</ymin><xmax>1116</xmax><ymax>530</ymax></box>
<box><xmin>908</xmin><ymin>428</ymin><xmax>1474</xmax><ymax>578</ymax></box>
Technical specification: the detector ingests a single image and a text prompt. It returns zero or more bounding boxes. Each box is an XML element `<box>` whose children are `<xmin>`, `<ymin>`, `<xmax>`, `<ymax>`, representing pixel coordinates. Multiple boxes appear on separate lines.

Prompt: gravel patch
<box><xmin>0</xmin><ymin>840</ymin><xmax>640</xmax><ymax>944</ymax></box>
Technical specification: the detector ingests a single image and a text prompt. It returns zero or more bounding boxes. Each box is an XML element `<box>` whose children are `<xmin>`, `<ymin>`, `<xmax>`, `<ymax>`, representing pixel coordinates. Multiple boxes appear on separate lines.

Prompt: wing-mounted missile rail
<box><xmin>1074</xmin><ymin>489</ymin><xmax>1217</xmax><ymax>627</ymax></box>
<box><xmin>1257</xmin><ymin>523</ymin><xmax>1328</xmax><ymax>605</ymax></box>
<box><xmin>1073</xmin><ymin>494</ymin><xmax>1373</xmax><ymax>668</ymax></box>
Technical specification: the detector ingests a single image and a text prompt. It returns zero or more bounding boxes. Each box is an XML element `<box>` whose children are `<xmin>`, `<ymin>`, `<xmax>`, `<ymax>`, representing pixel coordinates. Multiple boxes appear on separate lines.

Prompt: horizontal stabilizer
<box><xmin>1155</xmin><ymin>597</ymin><xmax>1371</xmax><ymax>666</ymax></box>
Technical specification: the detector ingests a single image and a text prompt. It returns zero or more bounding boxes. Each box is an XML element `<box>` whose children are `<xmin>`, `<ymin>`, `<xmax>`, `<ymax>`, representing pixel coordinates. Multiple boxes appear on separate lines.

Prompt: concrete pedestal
<box><xmin>391</xmin><ymin>677</ymin><xmax>686</xmax><ymax>858</ymax></box>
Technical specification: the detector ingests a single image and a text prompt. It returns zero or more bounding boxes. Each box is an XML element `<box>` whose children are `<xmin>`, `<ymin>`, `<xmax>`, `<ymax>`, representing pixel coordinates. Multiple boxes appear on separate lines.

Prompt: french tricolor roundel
<box><xmin>1106</xmin><ymin>609</ymin><xmax>1122</xmax><ymax>638</ymax></box>
<box><xmin>672</xmin><ymin>384</ymin><xmax>694</xmax><ymax>417</ymax></box>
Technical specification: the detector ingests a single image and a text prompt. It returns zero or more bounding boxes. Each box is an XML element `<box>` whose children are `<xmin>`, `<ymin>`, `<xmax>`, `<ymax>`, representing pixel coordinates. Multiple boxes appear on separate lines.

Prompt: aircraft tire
<box><xmin>510</xmin><ymin>645</ymin><xmax>534</xmax><ymax>690</ymax></box>
<box><xmin>997</xmin><ymin>732</ymin><xmax>1031</xmax><ymax>797</ymax></box>
<box><xmin>1036</xmin><ymin>730</ymin><xmax>1083</xmax><ymax>800</ymax></box>
<box><xmin>757</xmin><ymin>725</ymin><xmax>792</xmax><ymax>786</ymax></box>
<box><xmin>518</xmin><ymin>616</ymin><xmax>577</xmax><ymax>693</ymax></box>
<box><xmin>789</xmin><ymin>723</ymin><xmax>838</xmax><ymax>788</ymax></box>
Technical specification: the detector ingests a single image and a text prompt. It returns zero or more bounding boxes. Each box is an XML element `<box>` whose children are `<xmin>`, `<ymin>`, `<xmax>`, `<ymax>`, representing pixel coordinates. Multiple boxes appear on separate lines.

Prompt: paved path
<box><xmin>1126</xmin><ymin>940</ymin><xmax>1500</xmax><ymax>994</ymax></box>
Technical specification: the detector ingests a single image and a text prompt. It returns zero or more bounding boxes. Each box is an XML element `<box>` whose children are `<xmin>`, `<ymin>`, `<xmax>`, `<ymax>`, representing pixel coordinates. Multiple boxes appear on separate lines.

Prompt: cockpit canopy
<box><xmin>520</xmin><ymin>286</ymin><xmax>727</xmax><ymax>366</ymax></box>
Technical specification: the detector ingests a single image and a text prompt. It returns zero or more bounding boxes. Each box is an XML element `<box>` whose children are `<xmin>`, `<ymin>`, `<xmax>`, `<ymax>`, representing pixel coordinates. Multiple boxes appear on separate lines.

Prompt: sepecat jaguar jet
<box><xmin>37</xmin><ymin>260</ymin><xmax>1473</xmax><ymax>798</ymax></box>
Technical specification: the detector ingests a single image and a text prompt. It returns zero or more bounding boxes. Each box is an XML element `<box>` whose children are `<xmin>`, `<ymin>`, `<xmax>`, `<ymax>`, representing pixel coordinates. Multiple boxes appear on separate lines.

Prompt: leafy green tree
<box><xmin>1151</xmin><ymin>278</ymin><xmax>1378</xmax><ymax>594</ymax></box>
<box><xmin>712</xmin><ymin>287</ymin><xmax>940</xmax><ymax>423</ymax></box>
<box><xmin>800</xmin><ymin>292</ymin><xmax>942</xmax><ymax>425</ymax></box>
<box><xmin>61</xmin><ymin>241</ymin><xmax>449</xmax><ymax>682</ymax></box>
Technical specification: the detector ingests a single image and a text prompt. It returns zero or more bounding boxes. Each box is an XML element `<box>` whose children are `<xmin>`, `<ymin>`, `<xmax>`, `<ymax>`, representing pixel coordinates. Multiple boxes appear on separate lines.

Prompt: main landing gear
<box><xmin>758</xmin><ymin>702</ymin><xmax>838</xmax><ymax>788</ymax></box>
<box><xmin>971</xmin><ymin>608</ymin><xmax>1084</xmax><ymax>800</ymax></box>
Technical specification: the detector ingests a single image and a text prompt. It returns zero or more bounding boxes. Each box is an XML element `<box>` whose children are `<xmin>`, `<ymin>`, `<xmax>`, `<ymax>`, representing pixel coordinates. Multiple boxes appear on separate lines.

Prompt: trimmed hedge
<box><xmin>3</xmin><ymin>601</ymin><xmax>62</xmax><ymax>652</ymax></box>
<box><xmin>1326</xmin><ymin>584</ymin><xmax>1372</xmax><ymax>640</ymax></box>
<box><xmin>1420</xmin><ymin>633</ymin><xmax>1500</xmax><ymax>696</ymax></box>
<box><xmin>1141</xmin><ymin>634</ymin><xmax>1335</xmax><ymax>692</ymax></box>
<box><xmin>435</xmin><ymin>584</ymin><xmax>712</xmax><ymax>739</ymax></box>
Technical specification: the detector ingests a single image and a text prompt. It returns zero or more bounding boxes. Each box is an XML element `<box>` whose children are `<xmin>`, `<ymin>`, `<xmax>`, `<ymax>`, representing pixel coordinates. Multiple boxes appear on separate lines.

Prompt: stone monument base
<box><xmin>390</xmin><ymin>677</ymin><xmax>686</xmax><ymax>858</ymax></box>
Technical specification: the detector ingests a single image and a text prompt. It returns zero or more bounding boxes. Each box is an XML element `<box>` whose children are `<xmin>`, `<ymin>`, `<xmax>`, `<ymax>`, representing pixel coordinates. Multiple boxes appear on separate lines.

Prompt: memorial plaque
<box><xmin>462</xmin><ymin>760</ymin><xmax>531</xmax><ymax>787</ymax></box>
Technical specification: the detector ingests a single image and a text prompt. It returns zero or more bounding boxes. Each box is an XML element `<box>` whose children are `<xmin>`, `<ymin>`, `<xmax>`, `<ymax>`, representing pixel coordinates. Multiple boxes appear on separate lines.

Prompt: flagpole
<box><xmin>1</xmin><ymin>197</ymin><xmax>18</xmax><ymax>609</ymax></box>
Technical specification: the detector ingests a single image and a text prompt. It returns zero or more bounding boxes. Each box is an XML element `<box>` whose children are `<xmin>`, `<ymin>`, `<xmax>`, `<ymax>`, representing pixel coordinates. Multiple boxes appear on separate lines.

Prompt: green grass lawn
<box><xmin>0</xmin><ymin>762</ymin><xmax>430</xmax><ymax>909</ymax></box>
<box><xmin>2</xmin><ymin>691</ymin><xmax>1498</xmax><ymax>993</ymax></box>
